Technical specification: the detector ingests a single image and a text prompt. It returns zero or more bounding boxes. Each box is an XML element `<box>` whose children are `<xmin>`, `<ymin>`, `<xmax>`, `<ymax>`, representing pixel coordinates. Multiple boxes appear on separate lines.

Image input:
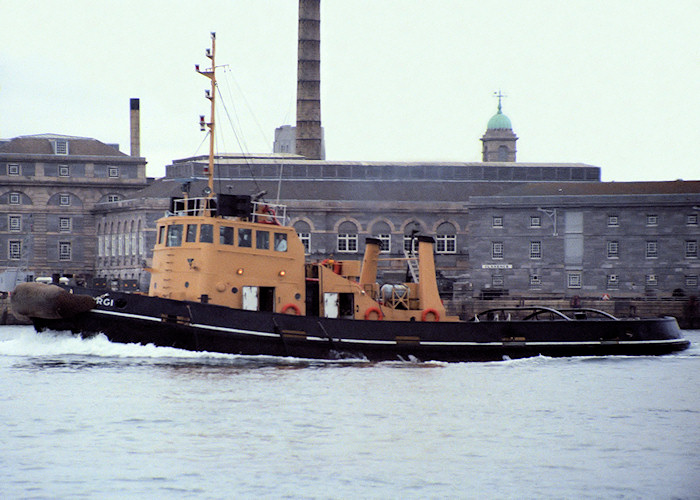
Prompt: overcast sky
<box><xmin>1</xmin><ymin>0</ymin><xmax>698</xmax><ymax>181</ymax></box>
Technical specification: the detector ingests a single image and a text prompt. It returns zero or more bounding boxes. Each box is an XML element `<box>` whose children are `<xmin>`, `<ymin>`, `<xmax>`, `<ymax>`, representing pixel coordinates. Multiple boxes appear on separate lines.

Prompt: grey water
<box><xmin>1</xmin><ymin>326</ymin><xmax>698</xmax><ymax>499</ymax></box>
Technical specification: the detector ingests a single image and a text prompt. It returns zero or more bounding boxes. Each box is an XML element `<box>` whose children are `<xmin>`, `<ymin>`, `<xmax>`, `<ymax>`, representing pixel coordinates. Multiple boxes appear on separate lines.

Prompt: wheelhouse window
<box><xmin>238</xmin><ymin>228</ymin><xmax>252</xmax><ymax>247</ymax></box>
<box><xmin>166</xmin><ymin>224</ymin><xmax>183</xmax><ymax>247</ymax></box>
<box><xmin>199</xmin><ymin>224</ymin><xmax>213</xmax><ymax>243</ymax></box>
<box><xmin>186</xmin><ymin>224</ymin><xmax>197</xmax><ymax>243</ymax></box>
<box><xmin>607</xmin><ymin>241</ymin><xmax>619</xmax><ymax>259</ymax></box>
<box><xmin>220</xmin><ymin>226</ymin><xmax>234</xmax><ymax>245</ymax></box>
<box><xmin>274</xmin><ymin>232</ymin><xmax>288</xmax><ymax>252</ymax></box>
<box><xmin>158</xmin><ymin>226</ymin><xmax>166</xmax><ymax>245</ymax></box>
<box><xmin>256</xmin><ymin>230</ymin><xmax>270</xmax><ymax>250</ymax></box>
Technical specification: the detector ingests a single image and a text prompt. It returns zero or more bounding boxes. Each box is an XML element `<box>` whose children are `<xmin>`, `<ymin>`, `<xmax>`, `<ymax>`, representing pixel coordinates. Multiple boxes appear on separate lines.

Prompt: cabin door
<box><xmin>242</xmin><ymin>286</ymin><xmax>259</xmax><ymax>311</ymax></box>
<box><xmin>323</xmin><ymin>293</ymin><xmax>339</xmax><ymax>318</ymax></box>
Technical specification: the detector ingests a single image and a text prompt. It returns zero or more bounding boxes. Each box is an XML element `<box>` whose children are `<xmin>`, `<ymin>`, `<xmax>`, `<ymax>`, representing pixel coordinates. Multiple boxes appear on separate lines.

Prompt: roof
<box><xmin>499</xmin><ymin>180</ymin><xmax>700</xmax><ymax>197</ymax></box>
<box><xmin>0</xmin><ymin>134</ymin><xmax>127</xmax><ymax>157</ymax></box>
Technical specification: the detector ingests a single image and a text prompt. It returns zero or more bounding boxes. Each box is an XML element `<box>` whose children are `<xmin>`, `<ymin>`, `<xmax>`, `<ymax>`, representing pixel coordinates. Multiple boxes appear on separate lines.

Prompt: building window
<box><xmin>9</xmin><ymin>240</ymin><xmax>22</xmax><ymax>260</ymax></box>
<box><xmin>108</xmin><ymin>167</ymin><xmax>119</xmax><ymax>178</ymax></box>
<box><xmin>607</xmin><ymin>241</ymin><xmax>619</xmax><ymax>259</ymax></box>
<box><xmin>298</xmin><ymin>233</ymin><xmax>311</xmax><ymax>254</ymax></box>
<box><xmin>59</xmin><ymin>217</ymin><xmax>71</xmax><ymax>232</ymax></box>
<box><xmin>606</xmin><ymin>274</ymin><xmax>619</xmax><ymax>289</ymax></box>
<box><xmin>492</xmin><ymin>275</ymin><xmax>504</xmax><ymax>288</ymax></box>
<box><xmin>567</xmin><ymin>272</ymin><xmax>582</xmax><ymax>288</ymax></box>
<box><xmin>492</xmin><ymin>216</ymin><xmax>503</xmax><ymax>228</ymax></box>
<box><xmin>59</xmin><ymin>165</ymin><xmax>70</xmax><ymax>177</ymax></box>
<box><xmin>645</xmin><ymin>241</ymin><xmax>658</xmax><ymax>259</ymax></box>
<box><xmin>59</xmin><ymin>194</ymin><xmax>70</xmax><ymax>206</ymax></box>
<box><xmin>645</xmin><ymin>274</ymin><xmax>658</xmax><ymax>287</ymax></box>
<box><xmin>403</xmin><ymin>235</ymin><xmax>418</xmax><ymax>253</ymax></box>
<box><xmin>686</xmin><ymin>275</ymin><xmax>698</xmax><ymax>287</ymax></box>
<box><xmin>607</xmin><ymin>215</ymin><xmax>619</xmax><ymax>227</ymax></box>
<box><xmin>9</xmin><ymin>215</ymin><xmax>21</xmax><ymax>232</ymax></box>
<box><xmin>59</xmin><ymin>242</ymin><xmax>72</xmax><ymax>261</ymax></box>
<box><xmin>107</xmin><ymin>194</ymin><xmax>121</xmax><ymax>202</ymax></box>
<box><xmin>529</xmin><ymin>241</ymin><xmax>542</xmax><ymax>259</ymax></box>
<box><xmin>377</xmin><ymin>234</ymin><xmax>391</xmax><ymax>254</ymax></box>
<box><xmin>686</xmin><ymin>240</ymin><xmax>698</xmax><ymax>258</ymax></box>
<box><xmin>8</xmin><ymin>163</ymin><xmax>20</xmax><ymax>176</ymax></box>
<box><xmin>529</xmin><ymin>216</ymin><xmax>541</xmax><ymax>228</ymax></box>
<box><xmin>435</xmin><ymin>234</ymin><xmax>456</xmax><ymax>254</ymax></box>
<box><xmin>529</xmin><ymin>274</ymin><xmax>541</xmax><ymax>288</ymax></box>
<box><xmin>646</xmin><ymin>214</ymin><xmax>658</xmax><ymax>226</ymax></box>
<box><xmin>9</xmin><ymin>192</ymin><xmax>20</xmax><ymax>205</ymax></box>
<box><xmin>337</xmin><ymin>233</ymin><xmax>358</xmax><ymax>253</ymax></box>
<box><xmin>491</xmin><ymin>241</ymin><xmax>504</xmax><ymax>259</ymax></box>
<box><xmin>53</xmin><ymin>140</ymin><xmax>69</xmax><ymax>155</ymax></box>
<box><xmin>688</xmin><ymin>214</ymin><xmax>698</xmax><ymax>226</ymax></box>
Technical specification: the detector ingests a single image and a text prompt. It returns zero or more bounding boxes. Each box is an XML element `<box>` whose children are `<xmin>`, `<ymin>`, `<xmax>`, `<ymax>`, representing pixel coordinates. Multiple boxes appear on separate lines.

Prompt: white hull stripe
<box><xmin>91</xmin><ymin>309</ymin><xmax>686</xmax><ymax>348</ymax></box>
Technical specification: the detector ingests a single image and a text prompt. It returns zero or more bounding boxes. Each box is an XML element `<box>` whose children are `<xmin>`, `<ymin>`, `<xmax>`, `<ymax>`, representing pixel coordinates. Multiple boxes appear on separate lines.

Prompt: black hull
<box><xmin>32</xmin><ymin>288</ymin><xmax>690</xmax><ymax>362</ymax></box>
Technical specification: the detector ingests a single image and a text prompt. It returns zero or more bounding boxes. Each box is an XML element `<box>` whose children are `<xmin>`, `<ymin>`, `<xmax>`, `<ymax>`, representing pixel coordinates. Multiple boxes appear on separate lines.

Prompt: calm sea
<box><xmin>1</xmin><ymin>325</ymin><xmax>698</xmax><ymax>499</ymax></box>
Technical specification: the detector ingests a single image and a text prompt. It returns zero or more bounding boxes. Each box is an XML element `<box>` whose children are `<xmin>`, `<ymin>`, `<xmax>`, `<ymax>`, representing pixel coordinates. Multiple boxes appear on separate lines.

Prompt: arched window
<box><xmin>294</xmin><ymin>221</ymin><xmax>312</xmax><ymax>254</ymax></box>
<box><xmin>337</xmin><ymin>221</ymin><xmax>358</xmax><ymax>253</ymax></box>
<box><xmin>371</xmin><ymin>221</ymin><xmax>392</xmax><ymax>253</ymax></box>
<box><xmin>435</xmin><ymin>222</ymin><xmax>457</xmax><ymax>254</ymax></box>
<box><xmin>498</xmin><ymin>145</ymin><xmax>509</xmax><ymax>162</ymax></box>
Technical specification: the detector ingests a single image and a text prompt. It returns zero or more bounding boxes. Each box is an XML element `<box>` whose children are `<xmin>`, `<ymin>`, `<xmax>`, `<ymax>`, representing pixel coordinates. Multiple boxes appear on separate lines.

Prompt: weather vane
<box><xmin>494</xmin><ymin>90</ymin><xmax>507</xmax><ymax>112</ymax></box>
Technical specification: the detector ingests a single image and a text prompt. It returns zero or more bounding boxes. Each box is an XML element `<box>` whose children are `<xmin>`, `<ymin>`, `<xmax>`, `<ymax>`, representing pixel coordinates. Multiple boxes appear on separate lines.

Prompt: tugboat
<box><xmin>11</xmin><ymin>34</ymin><xmax>690</xmax><ymax>362</ymax></box>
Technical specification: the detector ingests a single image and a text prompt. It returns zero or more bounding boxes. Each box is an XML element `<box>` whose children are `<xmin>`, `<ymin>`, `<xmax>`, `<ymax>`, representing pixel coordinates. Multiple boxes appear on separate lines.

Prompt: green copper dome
<box><xmin>487</xmin><ymin>110</ymin><xmax>512</xmax><ymax>130</ymax></box>
<box><xmin>487</xmin><ymin>93</ymin><xmax>513</xmax><ymax>130</ymax></box>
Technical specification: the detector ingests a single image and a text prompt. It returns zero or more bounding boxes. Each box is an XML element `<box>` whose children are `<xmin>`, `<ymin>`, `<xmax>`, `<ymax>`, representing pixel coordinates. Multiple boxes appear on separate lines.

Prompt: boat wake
<box><xmin>0</xmin><ymin>325</ymin><xmax>369</xmax><ymax>369</ymax></box>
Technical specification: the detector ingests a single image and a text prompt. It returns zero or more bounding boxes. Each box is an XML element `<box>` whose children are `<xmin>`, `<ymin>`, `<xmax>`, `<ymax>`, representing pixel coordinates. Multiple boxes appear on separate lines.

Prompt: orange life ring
<box><xmin>281</xmin><ymin>303</ymin><xmax>301</xmax><ymax>315</ymax></box>
<box><xmin>364</xmin><ymin>307</ymin><xmax>383</xmax><ymax>320</ymax></box>
<box><xmin>260</xmin><ymin>205</ymin><xmax>280</xmax><ymax>225</ymax></box>
<box><xmin>421</xmin><ymin>308</ymin><xmax>440</xmax><ymax>322</ymax></box>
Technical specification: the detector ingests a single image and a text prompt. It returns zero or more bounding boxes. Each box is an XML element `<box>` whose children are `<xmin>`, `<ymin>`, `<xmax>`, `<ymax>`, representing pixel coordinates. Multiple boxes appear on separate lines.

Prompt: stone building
<box><xmin>468</xmin><ymin>181</ymin><xmax>700</xmax><ymax>299</ymax></box>
<box><xmin>0</xmin><ymin>127</ymin><xmax>149</xmax><ymax>286</ymax></box>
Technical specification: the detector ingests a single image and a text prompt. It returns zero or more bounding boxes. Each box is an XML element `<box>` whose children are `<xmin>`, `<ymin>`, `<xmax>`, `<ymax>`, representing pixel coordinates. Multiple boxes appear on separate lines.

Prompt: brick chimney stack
<box><xmin>295</xmin><ymin>0</ymin><xmax>322</xmax><ymax>160</ymax></box>
<box><xmin>130</xmin><ymin>98</ymin><xmax>140</xmax><ymax>157</ymax></box>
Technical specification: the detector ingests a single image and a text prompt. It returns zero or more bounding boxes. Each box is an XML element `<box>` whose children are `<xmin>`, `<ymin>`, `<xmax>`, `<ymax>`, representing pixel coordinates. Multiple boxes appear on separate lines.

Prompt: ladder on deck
<box><xmin>404</xmin><ymin>249</ymin><xmax>420</xmax><ymax>283</ymax></box>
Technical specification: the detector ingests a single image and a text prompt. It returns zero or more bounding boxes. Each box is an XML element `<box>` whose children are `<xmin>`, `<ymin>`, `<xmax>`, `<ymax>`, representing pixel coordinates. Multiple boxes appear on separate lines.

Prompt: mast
<box><xmin>196</xmin><ymin>32</ymin><xmax>217</xmax><ymax>205</ymax></box>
